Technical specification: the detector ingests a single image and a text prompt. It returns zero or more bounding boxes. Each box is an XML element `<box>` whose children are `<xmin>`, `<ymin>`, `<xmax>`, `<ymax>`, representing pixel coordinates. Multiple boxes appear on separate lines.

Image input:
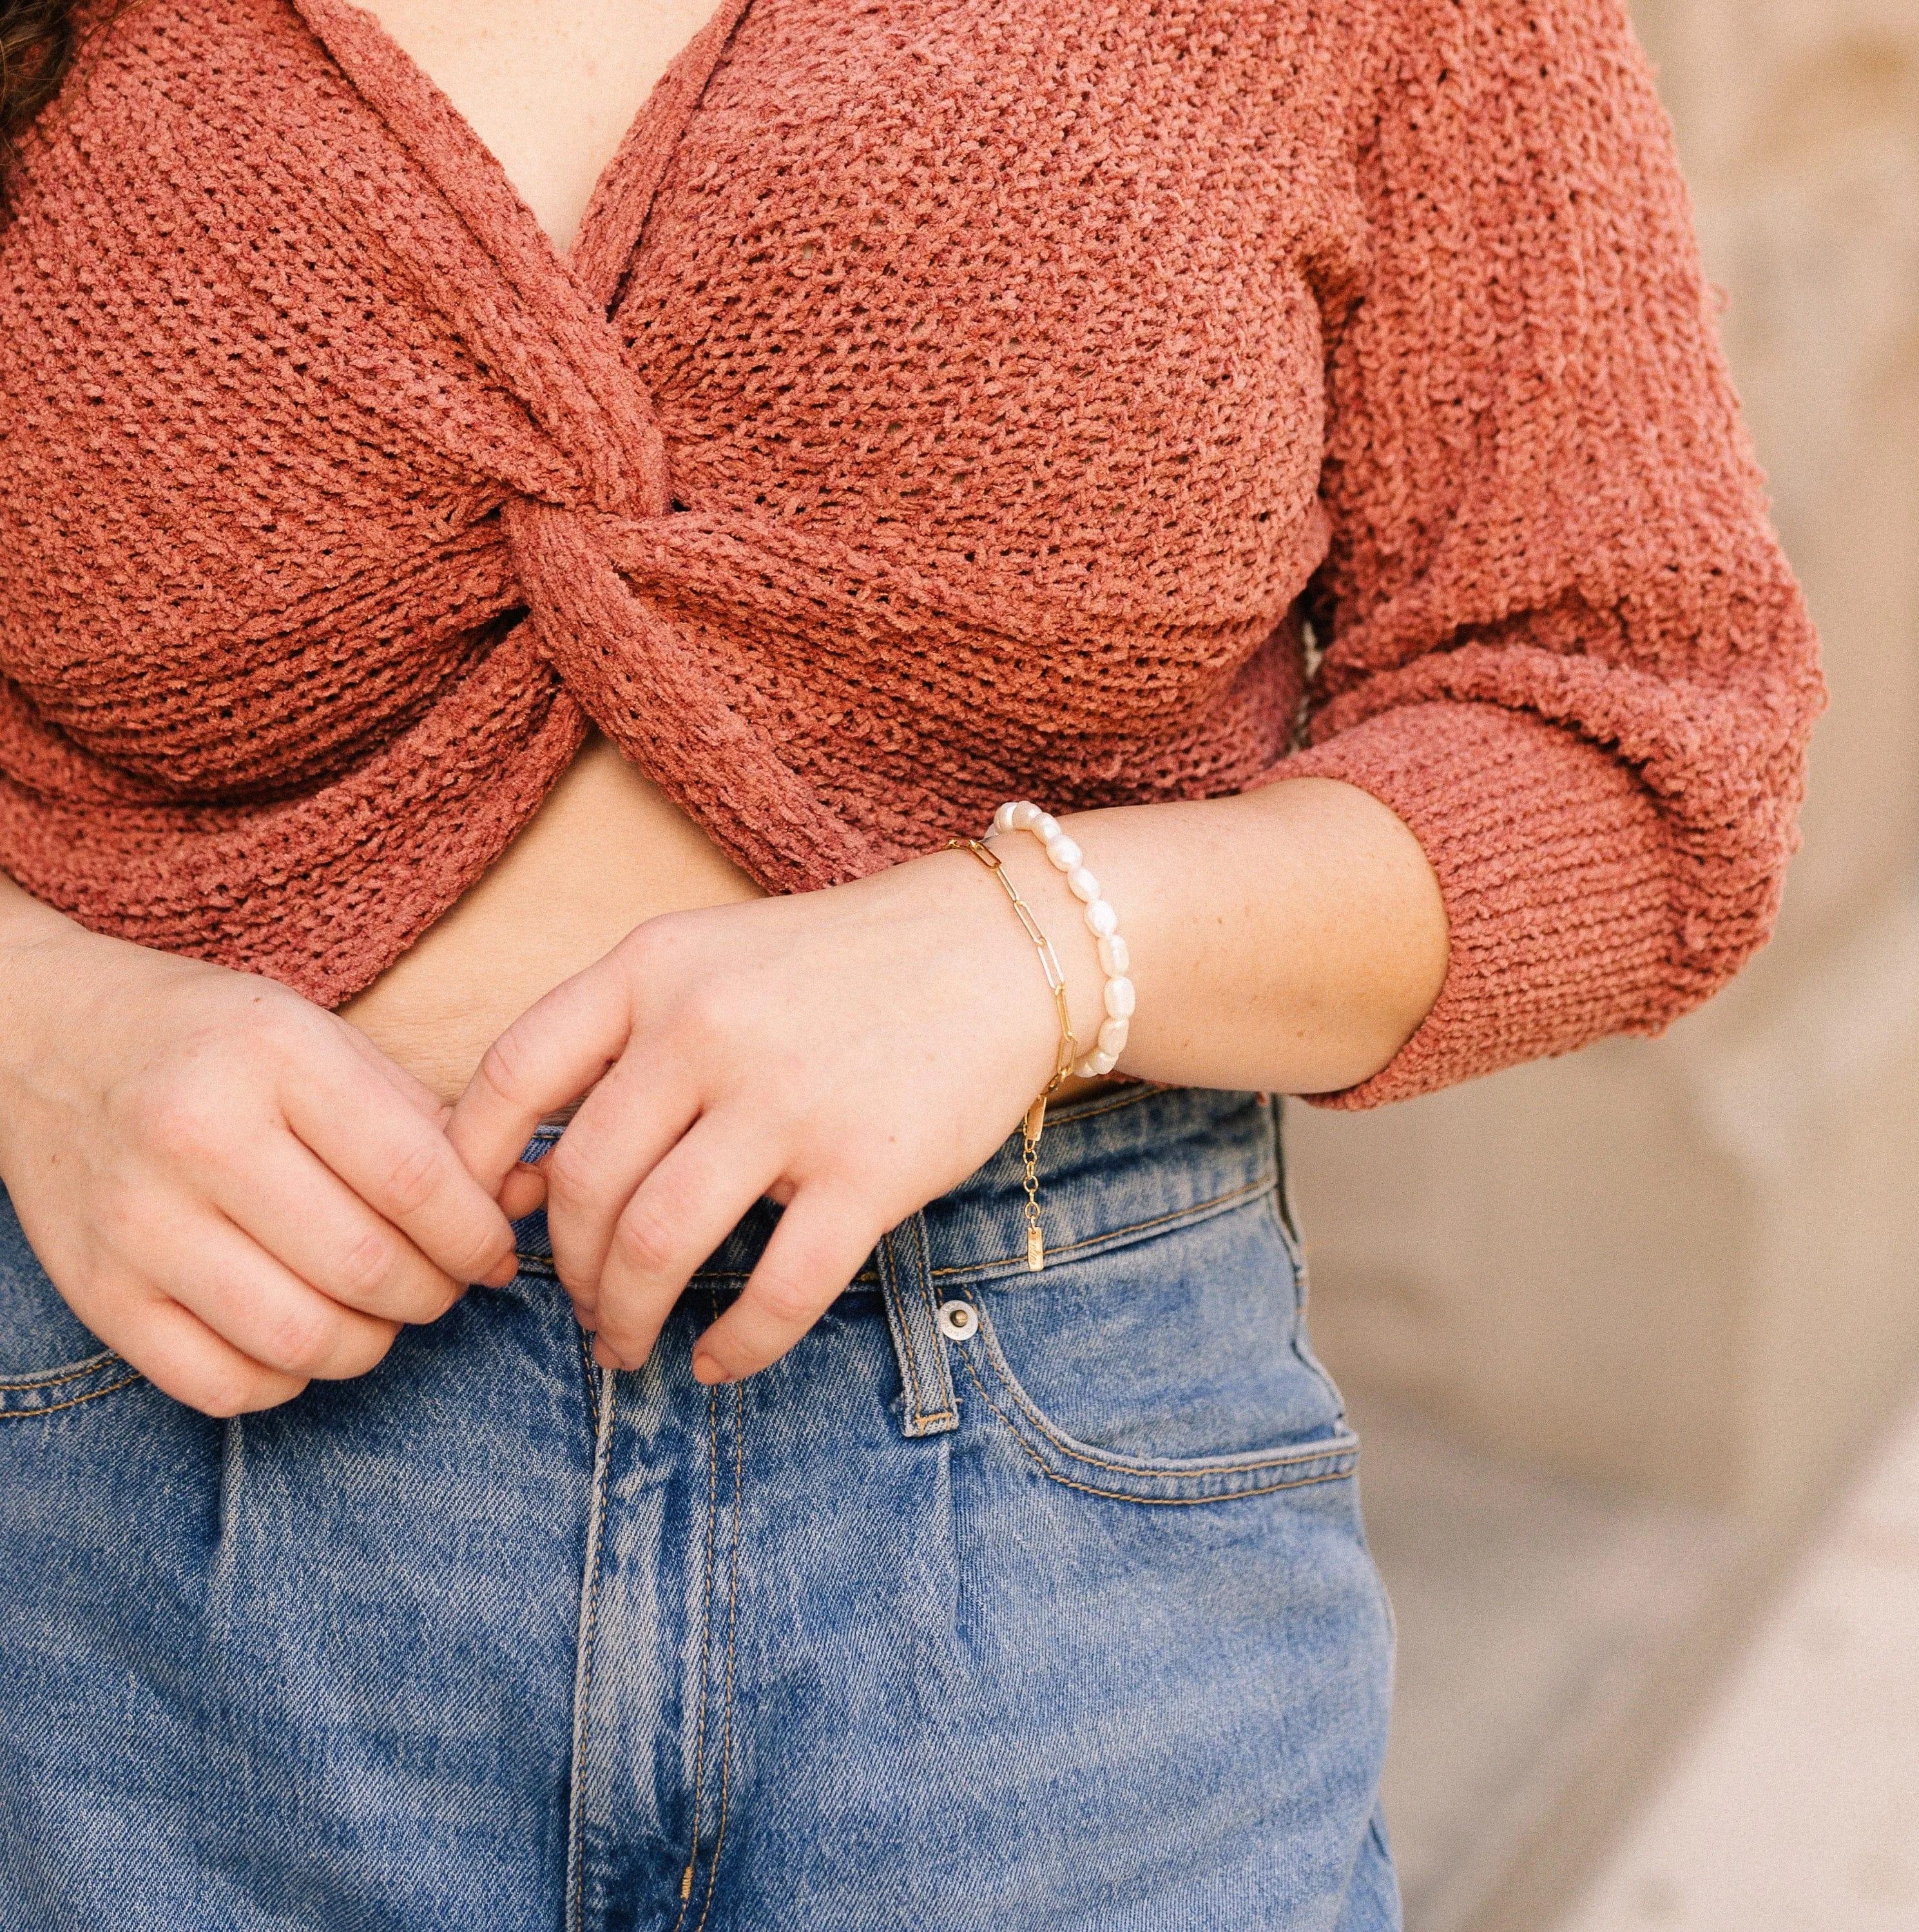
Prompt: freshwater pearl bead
<box><xmin>1067</xmin><ymin>865</ymin><xmax>1100</xmax><ymax>903</ymax></box>
<box><xmin>992</xmin><ymin>801</ymin><xmax>1021</xmax><ymax>835</ymax></box>
<box><xmin>1084</xmin><ymin>898</ymin><xmax>1119</xmax><ymax>938</ymax></box>
<box><xmin>1097</xmin><ymin>934</ymin><xmax>1130</xmax><ymax>976</ymax></box>
<box><xmin>1104</xmin><ymin>976</ymin><xmax>1136</xmax><ymax>1019</ymax></box>
<box><xmin>1008</xmin><ymin>801</ymin><xmax>1041</xmax><ymax>830</ymax></box>
<box><xmin>1097</xmin><ymin>1015</ymin><xmax>1129</xmax><ymax>1056</ymax></box>
<box><xmin>1080</xmin><ymin>1049</ymin><xmax>1118</xmax><ymax>1077</ymax></box>
<box><xmin>1033</xmin><ymin>813</ymin><xmax>1061</xmax><ymax>843</ymax></box>
<box><xmin>1045</xmin><ymin>835</ymin><xmax>1081</xmax><ymax>871</ymax></box>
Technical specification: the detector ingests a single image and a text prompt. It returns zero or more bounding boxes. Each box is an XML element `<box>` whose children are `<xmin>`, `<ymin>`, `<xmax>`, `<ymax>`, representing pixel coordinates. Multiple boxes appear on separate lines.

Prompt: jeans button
<box><xmin>936</xmin><ymin>1300</ymin><xmax>978</xmax><ymax>1342</ymax></box>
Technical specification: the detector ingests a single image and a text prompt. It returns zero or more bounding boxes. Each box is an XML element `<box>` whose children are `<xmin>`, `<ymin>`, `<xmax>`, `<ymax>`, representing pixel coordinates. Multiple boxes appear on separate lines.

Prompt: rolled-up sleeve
<box><xmin>1275</xmin><ymin>0</ymin><xmax>1825</xmax><ymax>1107</ymax></box>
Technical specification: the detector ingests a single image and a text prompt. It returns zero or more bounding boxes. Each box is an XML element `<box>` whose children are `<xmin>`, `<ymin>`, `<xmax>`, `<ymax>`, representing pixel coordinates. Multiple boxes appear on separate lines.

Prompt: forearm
<box><xmin>993</xmin><ymin>780</ymin><xmax>1449</xmax><ymax>1098</ymax></box>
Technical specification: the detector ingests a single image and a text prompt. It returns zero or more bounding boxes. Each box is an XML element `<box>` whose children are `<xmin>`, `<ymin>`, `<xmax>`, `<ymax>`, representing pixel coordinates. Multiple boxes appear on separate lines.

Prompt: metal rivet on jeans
<box><xmin>936</xmin><ymin>1300</ymin><xmax>979</xmax><ymax>1342</ymax></box>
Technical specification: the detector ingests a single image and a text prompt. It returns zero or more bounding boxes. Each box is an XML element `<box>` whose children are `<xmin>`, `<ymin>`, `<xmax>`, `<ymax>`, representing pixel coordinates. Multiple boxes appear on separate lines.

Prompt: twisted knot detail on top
<box><xmin>0</xmin><ymin>0</ymin><xmax>1823</xmax><ymax>1105</ymax></box>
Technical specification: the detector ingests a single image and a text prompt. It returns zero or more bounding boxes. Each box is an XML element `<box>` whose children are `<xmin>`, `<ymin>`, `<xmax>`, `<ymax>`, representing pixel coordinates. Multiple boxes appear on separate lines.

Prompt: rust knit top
<box><xmin>0</xmin><ymin>0</ymin><xmax>1822</xmax><ymax>1106</ymax></box>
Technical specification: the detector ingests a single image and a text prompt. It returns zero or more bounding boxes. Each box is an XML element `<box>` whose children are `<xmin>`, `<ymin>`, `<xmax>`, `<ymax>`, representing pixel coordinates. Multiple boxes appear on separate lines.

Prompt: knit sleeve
<box><xmin>1276</xmin><ymin>0</ymin><xmax>1825</xmax><ymax>1108</ymax></box>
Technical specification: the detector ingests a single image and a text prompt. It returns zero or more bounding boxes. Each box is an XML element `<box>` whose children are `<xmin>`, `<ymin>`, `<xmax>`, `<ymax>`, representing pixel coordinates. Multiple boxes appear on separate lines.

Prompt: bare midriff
<box><xmin>339</xmin><ymin>733</ymin><xmax>765</xmax><ymax>1103</ymax></box>
<box><xmin>335</xmin><ymin>0</ymin><xmax>764</xmax><ymax>1104</ymax></box>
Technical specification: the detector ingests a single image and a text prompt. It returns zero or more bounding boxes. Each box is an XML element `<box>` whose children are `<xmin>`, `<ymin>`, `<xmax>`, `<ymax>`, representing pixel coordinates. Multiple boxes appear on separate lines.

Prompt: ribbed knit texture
<box><xmin>0</xmin><ymin>0</ymin><xmax>1822</xmax><ymax>1105</ymax></box>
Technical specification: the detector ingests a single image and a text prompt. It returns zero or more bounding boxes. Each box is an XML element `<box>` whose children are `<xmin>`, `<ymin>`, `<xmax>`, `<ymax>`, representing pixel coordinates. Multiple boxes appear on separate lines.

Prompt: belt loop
<box><xmin>876</xmin><ymin>1213</ymin><xmax>958</xmax><ymax>1438</ymax></box>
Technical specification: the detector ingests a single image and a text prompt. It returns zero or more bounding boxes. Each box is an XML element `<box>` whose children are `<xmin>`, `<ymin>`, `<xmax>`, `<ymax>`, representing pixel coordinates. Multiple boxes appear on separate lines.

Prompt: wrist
<box><xmin>0</xmin><ymin>907</ymin><xmax>140</xmax><ymax>1077</ymax></box>
<box><xmin>984</xmin><ymin>829</ymin><xmax>1108</xmax><ymax>1064</ymax></box>
<box><xmin>929</xmin><ymin>841</ymin><xmax>1073</xmax><ymax>1100</ymax></box>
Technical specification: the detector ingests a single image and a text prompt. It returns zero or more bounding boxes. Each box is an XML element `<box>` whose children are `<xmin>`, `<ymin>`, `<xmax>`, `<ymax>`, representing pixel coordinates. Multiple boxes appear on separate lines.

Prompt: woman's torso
<box><xmin>334</xmin><ymin>0</ymin><xmax>760</xmax><ymax>1103</ymax></box>
<box><xmin>0</xmin><ymin>0</ymin><xmax>1335</xmax><ymax>1059</ymax></box>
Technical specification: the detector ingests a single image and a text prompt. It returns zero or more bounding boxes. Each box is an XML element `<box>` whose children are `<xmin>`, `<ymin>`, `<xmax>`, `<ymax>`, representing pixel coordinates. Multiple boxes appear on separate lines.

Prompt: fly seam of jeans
<box><xmin>575</xmin><ymin>1325</ymin><xmax>601</xmax><ymax>1435</ymax></box>
<box><xmin>0</xmin><ymin>1369</ymin><xmax>142</xmax><ymax>1419</ymax></box>
<box><xmin>689</xmin><ymin>1384</ymin><xmax>745</xmax><ymax>1932</ymax></box>
<box><xmin>566</xmin><ymin>1367</ymin><xmax>617</xmax><ymax>1932</ymax></box>
<box><xmin>955</xmin><ymin>1348</ymin><xmax>1358</xmax><ymax>1505</ymax></box>
<box><xmin>966</xmin><ymin>1309</ymin><xmax>1356</xmax><ymax>1478</ymax></box>
<box><xmin>669</xmin><ymin>1365</ymin><xmax>725</xmax><ymax>1932</ymax></box>
<box><xmin>927</xmin><ymin>1170</ymin><xmax>1277</xmax><ymax>1280</ymax></box>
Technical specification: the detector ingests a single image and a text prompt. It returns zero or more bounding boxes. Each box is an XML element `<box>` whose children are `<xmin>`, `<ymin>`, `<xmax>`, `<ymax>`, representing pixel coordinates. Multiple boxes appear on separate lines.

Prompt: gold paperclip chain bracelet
<box><xmin>947</xmin><ymin>836</ymin><xmax>1076</xmax><ymax>1270</ymax></box>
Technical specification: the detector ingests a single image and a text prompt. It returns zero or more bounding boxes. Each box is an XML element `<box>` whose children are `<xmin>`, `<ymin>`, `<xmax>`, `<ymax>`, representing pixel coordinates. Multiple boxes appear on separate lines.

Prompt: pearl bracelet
<box><xmin>988</xmin><ymin>800</ymin><xmax>1135</xmax><ymax>1078</ymax></box>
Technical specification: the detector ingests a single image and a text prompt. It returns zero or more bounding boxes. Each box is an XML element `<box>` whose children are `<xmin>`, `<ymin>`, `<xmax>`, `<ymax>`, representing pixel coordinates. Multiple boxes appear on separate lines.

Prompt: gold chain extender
<box><xmin>947</xmin><ymin>837</ymin><xmax>1077</xmax><ymax>1270</ymax></box>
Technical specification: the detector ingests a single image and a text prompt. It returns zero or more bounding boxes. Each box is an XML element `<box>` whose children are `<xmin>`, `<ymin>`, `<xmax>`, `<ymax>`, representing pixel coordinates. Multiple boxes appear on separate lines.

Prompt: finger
<box><xmin>541</xmin><ymin>1057</ymin><xmax>699</xmax><ymax>1309</ymax></box>
<box><xmin>586</xmin><ymin>1118</ymin><xmax>779</xmax><ymax>1371</ymax></box>
<box><xmin>446</xmin><ymin>965</ymin><xmax>635</xmax><ymax>1196</ymax></box>
<box><xmin>499</xmin><ymin>1161</ymin><xmax>548</xmax><ymax>1222</ymax></box>
<box><xmin>690</xmin><ymin>1186</ymin><xmax>879</xmax><ymax>1385</ymax></box>
<box><xmin>204</xmin><ymin>1133</ymin><xmax>468</xmax><ymax>1326</ymax></box>
<box><xmin>149</xmin><ymin>1206</ymin><xmax>402</xmax><ymax>1384</ymax></box>
<box><xmin>92</xmin><ymin>1288</ymin><xmax>310</xmax><ymax>1418</ymax></box>
<box><xmin>279</xmin><ymin>1047</ymin><xmax>519</xmax><ymax>1291</ymax></box>
<box><xmin>334</xmin><ymin>1016</ymin><xmax>458</xmax><ymax>1126</ymax></box>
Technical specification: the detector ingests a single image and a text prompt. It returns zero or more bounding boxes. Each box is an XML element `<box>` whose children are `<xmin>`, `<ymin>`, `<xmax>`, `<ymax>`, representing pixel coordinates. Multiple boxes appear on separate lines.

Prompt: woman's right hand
<box><xmin>0</xmin><ymin>894</ymin><xmax>519</xmax><ymax>1416</ymax></box>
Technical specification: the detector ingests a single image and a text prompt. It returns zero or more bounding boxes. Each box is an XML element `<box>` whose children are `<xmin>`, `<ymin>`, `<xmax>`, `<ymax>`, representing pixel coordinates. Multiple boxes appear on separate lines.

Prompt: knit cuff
<box><xmin>1271</xmin><ymin>701</ymin><xmax>1675</xmax><ymax>1108</ymax></box>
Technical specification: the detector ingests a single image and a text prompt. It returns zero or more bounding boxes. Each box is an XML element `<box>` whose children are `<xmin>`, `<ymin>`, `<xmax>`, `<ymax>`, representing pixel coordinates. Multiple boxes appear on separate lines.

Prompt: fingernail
<box><xmin>691</xmin><ymin>1352</ymin><xmax>733</xmax><ymax>1386</ymax></box>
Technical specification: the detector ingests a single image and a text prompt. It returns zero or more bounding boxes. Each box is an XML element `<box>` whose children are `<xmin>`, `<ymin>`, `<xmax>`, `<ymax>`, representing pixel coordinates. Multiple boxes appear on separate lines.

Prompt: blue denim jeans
<box><xmin>0</xmin><ymin>1085</ymin><xmax>1398</xmax><ymax>1930</ymax></box>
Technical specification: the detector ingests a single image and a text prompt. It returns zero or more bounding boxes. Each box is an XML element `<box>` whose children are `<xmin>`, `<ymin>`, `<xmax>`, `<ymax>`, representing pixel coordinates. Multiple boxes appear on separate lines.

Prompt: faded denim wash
<box><xmin>0</xmin><ymin>1085</ymin><xmax>1400</xmax><ymax>1930</ymax></box>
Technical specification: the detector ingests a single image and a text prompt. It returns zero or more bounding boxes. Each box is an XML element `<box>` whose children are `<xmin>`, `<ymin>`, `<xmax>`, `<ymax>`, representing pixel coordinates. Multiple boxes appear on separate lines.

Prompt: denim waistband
<box><xmin>517</xmin><ymin>1085</ymin><xmax>1286</xmax><ymax>1440</ymax></box>
<box><xmin>521</xmin><ymin>1084</ymin><xmax>1280</xmax><ymax>1286</ymax></box>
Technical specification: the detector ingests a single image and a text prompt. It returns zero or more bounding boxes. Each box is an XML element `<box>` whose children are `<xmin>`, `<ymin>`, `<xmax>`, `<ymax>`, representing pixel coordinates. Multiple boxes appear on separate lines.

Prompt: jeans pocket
<box><xmin>954</xmin><ymin>1186</ymin><xmax>1358</xmax><ymax>1505</ymax></box>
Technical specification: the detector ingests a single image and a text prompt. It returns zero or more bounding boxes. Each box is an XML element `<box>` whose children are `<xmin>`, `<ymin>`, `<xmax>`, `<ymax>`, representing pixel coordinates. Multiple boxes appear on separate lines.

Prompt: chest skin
<box><xmin>351</xmin><ymin>0</ymin><xmax>727</xmax><ymax>255</ymax></box>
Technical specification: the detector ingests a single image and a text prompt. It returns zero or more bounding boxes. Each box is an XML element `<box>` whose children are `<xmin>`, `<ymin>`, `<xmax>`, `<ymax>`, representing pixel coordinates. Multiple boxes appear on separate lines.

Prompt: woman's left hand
<box><xmin>443</xmin><ymin>849</ymin><xmax>1073</xmax><ymax>1384</ymax></box>
<box><xmin>446</xmin><ymin>778</ymin><xmax>1451</xmax><ymax>1384</ymax></box>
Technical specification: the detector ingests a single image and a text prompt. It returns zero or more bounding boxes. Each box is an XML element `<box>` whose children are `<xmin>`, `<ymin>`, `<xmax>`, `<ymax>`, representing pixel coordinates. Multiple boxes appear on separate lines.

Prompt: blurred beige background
<box><xmin>1287</xmin><ymin>1</ymin><xmax>1919</xmax><ymax>1925</ymax></box>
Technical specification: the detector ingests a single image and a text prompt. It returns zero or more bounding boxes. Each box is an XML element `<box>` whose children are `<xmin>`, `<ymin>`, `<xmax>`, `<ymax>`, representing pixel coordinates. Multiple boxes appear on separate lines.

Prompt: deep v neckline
<box><xmin>285</xmin><ymin>0</ymin><xmax>757</xmax><ymax>314</ymax></box>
